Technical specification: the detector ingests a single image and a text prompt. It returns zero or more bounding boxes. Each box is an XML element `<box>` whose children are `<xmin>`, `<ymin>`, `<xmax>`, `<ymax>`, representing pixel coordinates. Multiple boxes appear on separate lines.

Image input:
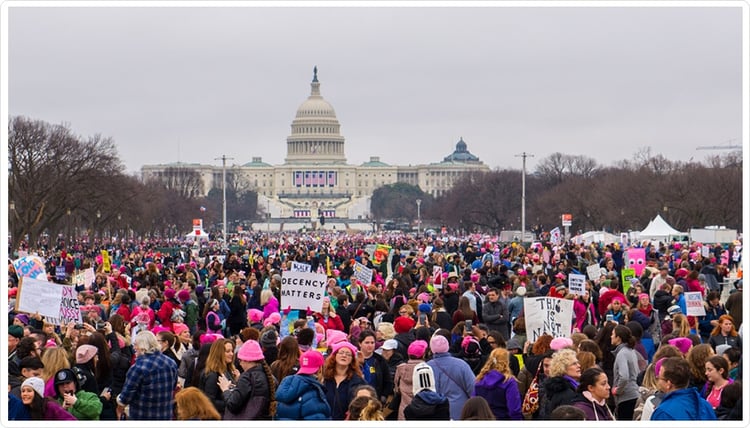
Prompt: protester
<box><xmin>219</xmin><ymin>340</ymin><xmax>276</xmax><ymax>420</ymax></box>
<box><xmin>20</xmin><ymin>377</ymin><xmax>77</xmax><ymax>420</ymax></box>
<box><xmin>174</xmin><ymin>386</ymin><xmax>221</xmax><ymax>420</ymax></box>
<box><xmin>426</xmin><ymin>333</ymin><xmax>475</xmax><ymax>420</ymax></box>
<box><xmin>275</xmin><ymin>350</ymin><xmax>331</xmax><ymax>420</ymax></box>
<box><xmin>650</xmin><ymin>357</ymin><xmax>716</xmax><ymax>420</ymax></box>
<box><xmin>473</xmin><ymin>347</ymin><xmax>522</xmax><ymax>420</ymax></box>
<box><xmin>322</xmin><ymin>341</ymin><xmax>366</xmax><ymax>420</ymax></box>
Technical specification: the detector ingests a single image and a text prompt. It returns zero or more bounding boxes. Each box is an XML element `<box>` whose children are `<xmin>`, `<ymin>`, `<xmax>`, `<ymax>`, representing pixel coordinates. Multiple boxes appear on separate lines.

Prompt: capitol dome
<box><xmin>285</xmin><ymin>67</ymin><xmax>346</xmax><ymax>165</ymax></box>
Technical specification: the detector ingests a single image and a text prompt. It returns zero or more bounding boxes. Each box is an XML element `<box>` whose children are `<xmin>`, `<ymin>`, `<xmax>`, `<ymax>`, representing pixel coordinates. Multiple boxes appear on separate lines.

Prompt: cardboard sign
<box><xmin>587</xmin><ymin>264</ymin><xmax>603</xmax><ymax>282</ymax></box>
<box><xmin>353</xmin><ymin>262</ymin><xmax>373</xmax><ymax>286</ymax></box>
<box><xmin>12</xmin><ymin>256</ymin><xmax>48</xmax><ymax>281</ymax></box>
<box><xmin>16</xmin><ymin>277</ymin><xmax>82</xmax><ymax>325</ymax></box>
<box><xmin>524</xmin><ymin>296</ymin><xmax>574</xmax><ymax>341</ymax></box>
<box><xmin>568</xmin><ymin>273</ymin><xmax>586</xmax><ymax>295</ymax></box>
<box><xmin>291</xmin><ymin>262</ymin><xmax>312</xmax><ymax>273</ymax></box>
<box><xmin>280</xmin><ymin>271</ymin><xmax>327</xmax><ymax>312</ymax></box>
<box><xmin>55</xmin><ymin>265</ymin><xmax>67</xmax><ymax>281</ymax></box>
<box><xmin>685</xmin><ymin>292</ymin><xmax>706</xmax><ymax>316</ymax></box>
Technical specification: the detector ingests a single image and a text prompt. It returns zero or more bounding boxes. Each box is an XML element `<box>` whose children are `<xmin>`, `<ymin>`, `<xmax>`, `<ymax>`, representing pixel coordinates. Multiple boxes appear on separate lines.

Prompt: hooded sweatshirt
<box><xmin>403</xmin><ymin>390</ymin><xmax>450</xmax><ymax>420</ymax></box>
<box><xmin>473</xmin><ymin>370</ymin><xmax>523</xmax><ymax>420</ymax></box>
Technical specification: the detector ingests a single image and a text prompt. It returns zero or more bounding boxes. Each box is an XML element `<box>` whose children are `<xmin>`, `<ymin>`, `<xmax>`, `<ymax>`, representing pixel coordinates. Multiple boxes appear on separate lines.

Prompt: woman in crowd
<box><xmin>473</xmin><ymin>347</ymin><xmax>522</xmax><ymax>420</ymax></box>
<box><xmin>314</xmin><ymin>297</ymin><xmax>344</xmax><ymax>332</ymax></box>
<box><xmin>270</xmin><ymin>335</ymin><xmax>301</xmax><ymax>384</ymax></box>
<box><xmin>20</xmin><ymin>377</ymin><xmax>77</xmax><ymax>420</ymax></box>
<box><xmin>41</xmin><ymin>347</ymin><xmax>72</xmax><ymax>398</ymax></box>
<box><xmin>174</xmin><ymin>387</ymin><xmax>221</xmax><ymax>420</ymax></box>
<box><xmin>322</xmin><ymin>341</ymin><xmax>366</xmax><ymax>420</ymax></box>
<box><xmin>219</xmin><ymin>340</ymin><xmax>276</xmax><ymax>420</ymax></box>
<box><xmin>538</xmin><ymin>349</ymin><xmax>581</xmax><ymax>419</ymax></box>
<box><xmin>203</xmin><ymin>299</ymin><xmax>224</xmax><ymax>335</ymax></box>
<box><xmin>686</xmin><ymin>344</ymin><xmax>714</xmax><ymax>391</ymax></box>
<box><xmin>347</xmin><ymin>396</ymin><xmax>384</xmax><ymax>421</ymax></box>
<box><xmin>199</xmin><ymin>338</ymin><xmax>240</xmax><ymax>414</ymax></box>
<box><xmin>610</xmin><ymin>325</ymin><xmax>640</xmax><ymax>420</ymax></box>
<box><xmin>393</xmin><ymin>339</ymin><xmax>428</xmax><ymax>420</ymax></box>
<box><xmin>703</xmin><ymin>355</ymin><xmax>733</xmax><ymax>410</ymax></box>
<box><xmin>460</xmin><ymin>396</ymin><xmax>496</xmax><ymax>420</ymax></box>
<box><xmin>709</xmin><ymin>314</ymin><xmax>742</xmax><ymax>351</ymax></box>
<box><xmin>275</xmin><ymin>350</ymin><xmax>331</xmax><ymax>420</ymax></box>
<box><xmin>571</xmin><ymin>367</ymin><xmax>615</xmax><ymax>421</ymax></box>
<box><xmin>157</xmin><ymin>330</ymin><xmax>180</xmax><ymax>367</ymax></box>
<box><xmin>227</xmin><ymin>283</ymin><xmax>248</xmax><ymax>336</ymax></box>
<box><xmin>451</xmin><ymin>296</ymin><xmax>479</xmax><ymax>326</ymax></box>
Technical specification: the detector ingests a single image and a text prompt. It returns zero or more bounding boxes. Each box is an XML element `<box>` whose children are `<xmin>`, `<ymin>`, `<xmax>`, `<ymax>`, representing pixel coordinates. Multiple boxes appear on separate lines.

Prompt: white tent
<box><xmin>637</xmin><ymin>214</ymin><xmax>688</xmax><ymax>242</ymax></box>
<box><xmin>185</xmin><ymin>229</ymin><xmax>209</xmax><ymax>240</ymax></box>
<box><xmin>574</xmin><ymin>230</ymin><xmax>620</xmax><ymax>245</ymax></box>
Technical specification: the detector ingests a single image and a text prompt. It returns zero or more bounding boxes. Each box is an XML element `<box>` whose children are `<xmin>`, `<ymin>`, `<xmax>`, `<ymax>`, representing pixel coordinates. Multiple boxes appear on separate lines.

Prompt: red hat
<box><xmin>394</xmin><ymin>316</ymin><xmax>415</xmax><ymax>334</ymax></box>
<box><xmin>164</xmin><ymin>288</ymin><xmax>176</xmax><ymax>299</ymax></box>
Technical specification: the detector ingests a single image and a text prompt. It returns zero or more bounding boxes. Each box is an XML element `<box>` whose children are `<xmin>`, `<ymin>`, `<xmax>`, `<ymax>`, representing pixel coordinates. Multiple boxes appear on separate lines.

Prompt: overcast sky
<box><xmin>6</xmin><ymin>3</ymin><xmax>745</xmax><ymax>175</ymax></box>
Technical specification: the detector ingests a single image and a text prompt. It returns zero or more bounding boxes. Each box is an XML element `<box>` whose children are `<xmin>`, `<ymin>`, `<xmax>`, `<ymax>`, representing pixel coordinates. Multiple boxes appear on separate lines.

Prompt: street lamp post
<box><xmin>96</xmin><ymin>210</ymin><xmax>101</xmax><ymax>238</ymax></box>
<box><xmin>515</xmin><ymin>151</ymin><xmax>534</xmax><ymax>242</ymax></box>
<box><xmin>416</xmin><ymin>199</ymin><xmax>422</xmax><ymax>235</ymax></box>
<box><xmin>215</xmin><ymin>154</ymin><xmax>234</xmax><ymax>249</ymax></box>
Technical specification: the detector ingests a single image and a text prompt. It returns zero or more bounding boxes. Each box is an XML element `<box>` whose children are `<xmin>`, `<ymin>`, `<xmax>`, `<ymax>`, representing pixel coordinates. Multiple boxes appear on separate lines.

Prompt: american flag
<box><xmin>294</xmin><ymin>171</ymin><xmax>303</xmax><ymax>187</ymax></box>
<box><xmin>328</xmin><ymin>171</ymin><xmax>336</xmax><ymax>186</ymax></box>
<box><xmin>304</xmin><ymin>171</ymin><xmax>311</xmax><ymax>186</ymax></box>
<box><xmin>318</xmin><ymin>171</ymin><xmax>325</xmax><ymax>186</ymax></box>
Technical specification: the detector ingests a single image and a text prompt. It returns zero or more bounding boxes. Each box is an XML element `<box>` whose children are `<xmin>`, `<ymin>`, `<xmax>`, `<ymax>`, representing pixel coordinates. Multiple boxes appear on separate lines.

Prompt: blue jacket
<box><xmin>473</xmin><ymin>370</ymin><xmax>522</xmax><ymax>420</ymax></box>
<box><xmin>427</xmin><ymin>352</ymin><xmax>475</xmax><ymax>420</ymax></box>
<box><xmin>650</xmin><ymin>387</ymin><xmax>717</xmax><ymax>420</ymax></box>
<box><xmin>275</xmin><ymin>374</ymin><xmax>331</xmax><ymax>420</ymax></box>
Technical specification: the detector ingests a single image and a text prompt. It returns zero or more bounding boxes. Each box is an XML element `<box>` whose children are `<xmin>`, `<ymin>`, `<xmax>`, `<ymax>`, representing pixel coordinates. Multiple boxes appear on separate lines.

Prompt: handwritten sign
<box><xmin>524</xmin><ymin>296</ymin><xmax>574</xmax><ymax>341</ymax></box>
<box><xmin>587</xmin><ymin>264</ymin><xmax>603</xmax><ymax>282</ymax></box>
<box><xmin>568</xmin><ymin>273</ymin><xmax>586</xmax><ymax>295</ymax></box>
<box><xmin>432</xmin><ymin>266</ymin><xmax>443</xmax><ymax>289</ymax></box>
<box><xmin>16</xmin><ymin>277</ymin><xmax>82</xmax><ymax>324</ymax></box>
<box><xmin>291</xmin><ymin>262</ymin><xmax>312</xmax><ymax>273</ymax></box>
<box><xmin>353</xmin><ymin>262</ymin><xmax>373</xmax><ymax>286</ymax></box>
<box><xmin>13</xmin><ymin>256</ymin><xmax>48</xmax><ymax>281</ymax></box>
<box><xmin>685</xmin><ymin>292</ymin><xmax>706</xmax><ymax>316</ymax></box>
<box><xmin>280</xmin><ymin>271</ymin><xmax>327</xmax><ymax>312</ymax></box>
<box><xmin>373</xmin><ymin>244</ymin><xmax>391</xmax><ymax>267</ymax></box>
<box><xmin>55</xmin><ymin>265</ymin><xmax>67</xmax><ymax>281</ymax></box>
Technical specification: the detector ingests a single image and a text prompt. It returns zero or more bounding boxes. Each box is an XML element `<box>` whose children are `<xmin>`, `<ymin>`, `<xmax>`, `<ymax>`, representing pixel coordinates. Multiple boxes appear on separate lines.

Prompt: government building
<box><xmin>141</xmin><ymin>68</ymin><xmax>490</xmax><ymax>228</ymax></box>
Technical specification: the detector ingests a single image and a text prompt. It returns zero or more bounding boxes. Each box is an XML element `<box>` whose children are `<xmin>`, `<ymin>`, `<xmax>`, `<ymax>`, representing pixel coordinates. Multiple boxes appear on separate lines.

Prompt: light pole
<box><xmin>67</xmin><ymin>208</ymin><xmax>71</xmax><ymax>242</ymax></box>
<box><xmin>416</xmin><ymin>199</ymin><xmax>422</xmax><ymax>235</ymax></box>
<box><xmin>515</xmin><ymin>151</ymin><xmax>534</xmax><ymax>242</ymax></box>
<box><xmin>96</xmin><ymin>210</ymin><xmax>101</xmax><ymax>239</ymax></box>
<box><xmin>215</xmin><ymin>154</ymin><xmax>234</xmax><ymax>249</ymax></box>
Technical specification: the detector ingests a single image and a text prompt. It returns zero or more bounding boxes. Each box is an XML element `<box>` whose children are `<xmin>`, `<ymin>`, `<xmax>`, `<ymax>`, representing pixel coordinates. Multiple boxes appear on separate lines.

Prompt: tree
<box><xmin>160</xmin><ymin>166</ymin><xmax>205</xmax><ymax>199</ymax></box>
<box><xmin>370</xmin><ymin>183</ymin><xmax>431</xmax><ymax>222</ymax></box>
<box><xmin>8</xmin><ymin>116</ymin><xmax>123</xmax><ymax>247</ymax></box>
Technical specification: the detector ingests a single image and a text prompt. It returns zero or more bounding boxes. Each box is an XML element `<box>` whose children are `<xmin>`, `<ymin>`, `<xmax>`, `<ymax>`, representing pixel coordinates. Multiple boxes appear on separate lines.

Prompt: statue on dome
<box><xmin>313</xmin><ymin>66</ymin><xmax>318</xmax><ymax>82</ymax></box>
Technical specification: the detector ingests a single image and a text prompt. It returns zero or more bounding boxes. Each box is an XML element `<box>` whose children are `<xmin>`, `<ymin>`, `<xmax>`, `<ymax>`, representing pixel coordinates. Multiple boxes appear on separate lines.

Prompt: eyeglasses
<box><xmin>337</xmin><ymin>352</ymin><xmax>353</xmax><ymax>358</ymax></box>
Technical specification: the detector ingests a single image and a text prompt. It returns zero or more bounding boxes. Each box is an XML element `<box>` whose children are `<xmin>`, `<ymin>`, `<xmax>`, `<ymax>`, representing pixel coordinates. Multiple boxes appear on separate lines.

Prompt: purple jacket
<box><xmin>473</xmin><ymin>370</ymin><xmax>523</xmax><ymax>420</ymax></box>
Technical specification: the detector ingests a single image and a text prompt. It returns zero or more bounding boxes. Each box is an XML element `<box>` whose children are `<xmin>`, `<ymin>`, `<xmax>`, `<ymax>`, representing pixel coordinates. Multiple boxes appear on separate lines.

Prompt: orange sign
<box><xmin>561</xmin><ymin>214</ymin><xmax>573</xmax><ymax>226</ymax></box>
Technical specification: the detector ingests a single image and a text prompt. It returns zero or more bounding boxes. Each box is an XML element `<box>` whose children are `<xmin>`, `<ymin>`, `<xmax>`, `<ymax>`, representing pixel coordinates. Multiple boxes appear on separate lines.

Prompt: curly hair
<box><xmin>548</xmin><ymin>348</ymin><xmax>578</xmax><ymax>377</ymax></box>
<box><xmin>476</xmin><ymin>348</ymin><xmax>514</xmax><ymax>383</ymax></box>
<box><xmin>322</xmin><ymin>347</ymin><xmax>363</xmax><ymax>381</ymax></box>
<box><xmin>686</xmin><ymin>343</ymin><xmax>714</xmax><ymax>385</ymax></box>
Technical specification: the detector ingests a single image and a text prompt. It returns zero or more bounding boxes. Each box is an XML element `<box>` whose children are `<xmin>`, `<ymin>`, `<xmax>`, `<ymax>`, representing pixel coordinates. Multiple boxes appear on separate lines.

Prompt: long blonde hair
<box><xmin>476</xmin><ymin>348</ymin><xmax>513</xmax><ymax>383</ymax></box>
<box><xmin>41</xmin><ymin>347</ymin><xmax>71</xmax><ymax>382</ymax></box>
<box><xmin>204</xmin><ymin>338</ymin><xmax>236</xmax><ymax>379</ymax></box>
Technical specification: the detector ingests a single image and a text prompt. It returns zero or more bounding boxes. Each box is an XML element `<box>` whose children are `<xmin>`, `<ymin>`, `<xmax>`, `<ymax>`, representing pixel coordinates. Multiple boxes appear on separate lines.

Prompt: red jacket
<box><xmin>316</xmin><ymin>313</ymin><xmax>344</xmax><ymax>332</ymax></box>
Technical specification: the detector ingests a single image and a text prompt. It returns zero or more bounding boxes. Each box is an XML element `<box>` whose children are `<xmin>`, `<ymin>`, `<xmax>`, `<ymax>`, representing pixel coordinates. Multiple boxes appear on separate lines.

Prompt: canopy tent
<box><xmin>185</xmin><ymin>229</ymin><xmax>209</xmax><ymax>240</ymax></box>
<box><xmin>573</xmin><ymin>230</ymin><xmax>620</xmax><ymax>245</ymax></box>
<box><xmin>637</xmin><ymin>214</ymin><xmax>688</xmax><ymax>242</ymax></box>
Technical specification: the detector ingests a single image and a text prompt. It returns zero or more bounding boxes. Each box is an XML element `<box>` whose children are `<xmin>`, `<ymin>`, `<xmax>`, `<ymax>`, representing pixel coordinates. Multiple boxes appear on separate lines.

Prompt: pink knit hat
<box><xmin>263</xmin><ymin>312</ymin><xmax>281</xmax><ymax>327</ymax></box>
<box><xmin>430</xmin><ymin>335</ymin><xmax>450</xmax><ymax>354</ymax></box>
<box><xmin>172</xmin><ymin>323</ymin><xmax>189</xmax><ymax>336</ymax></box>
<box><xmin>247</xmin><ymin>309</ymin><xmax>264</xmax><ymax>323</ymax></box>
<box><xmin>331</xmin><ymin>341</ymin><xmax>358</xmax><ymax>357</ymax></box>
<box><xmin>668</xmin><ymin>337</ymin><xmax>693</xmax><ymax>355</ymax></box>
<box><xmin>237</xmin><ymin>340</ymin><xmax>264</xmax><ymax>362</ymax></box>
<box><xmin>408</xmin><ymin>340</ymin><xmax>428</xmax><ymax>358</ymax></box>
<box><xmin>326</xmin><ymin>329</ymin><xmax>347</xmax><ymax>347</ymax></box>
<box><xmin>550</xmin><ymin>337</ymin><xmax>574</xmax><ymax>351</ymax></box>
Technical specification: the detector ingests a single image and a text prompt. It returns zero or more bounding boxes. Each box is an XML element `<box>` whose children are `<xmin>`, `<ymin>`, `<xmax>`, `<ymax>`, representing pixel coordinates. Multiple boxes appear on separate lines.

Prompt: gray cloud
<box><xmin>8</xmin><ymin>5</ymin><xmax>743</xmax><ymax>174</ymax></box>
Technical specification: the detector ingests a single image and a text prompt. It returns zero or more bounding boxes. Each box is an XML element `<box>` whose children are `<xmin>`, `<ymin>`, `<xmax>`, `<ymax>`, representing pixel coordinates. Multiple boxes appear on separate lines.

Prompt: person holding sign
<box><xmin>314</xmin><ymin>297</ymin><xmax>344</xmax><ymax>333</ymax></box>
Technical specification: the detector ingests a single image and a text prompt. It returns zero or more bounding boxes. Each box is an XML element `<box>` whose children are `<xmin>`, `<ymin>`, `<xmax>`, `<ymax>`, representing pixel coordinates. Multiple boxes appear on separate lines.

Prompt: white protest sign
<box><xmin>291</xmin><ymin>262</ymin><xmax>312</xmax><ymax>273</ymax></box>
<box><xmin>353</xmin><ymin>262</ymin><xmax>373</xmax><ymax>286</ymax></box>
<box><xmin>424</xmin><ymin>246</ymin><xmax>434</xmax><ymax>256</ymax></box>
<box><xmin>568</xmin><ymin>273</ymin><xmax>586</xmax><ymax>295</ymax></box>
<box><xmin>685</xmin><ymin>292</ymin><xmax>706</xmax><ymax>316</ymax></box>
<box><xmin>13</xmin><ymin>255</ymin><xmax>48</xmax><ymax>281</ymax></box>
<box><xmin>523</xmin><ymin>296</ymin><xmax>574</xmax><ymax>341</ymax></box>
<box><xmin>16</xmin><ymin>277</ymin><xmax>82</xmax><ymax>324</ymax></box>
<box><xmin>84</xmin><ymin>268</ymin><xmax>96</xmax><ymax>288</ymax></box>
<box><xmin>701</xmin><ymin>246</ymin><xmax>710</xmax><ymax>258</ymax></box>
<box><xmin>432</xmin><ymin>265</ymin><xmax>443</xmax><ymax>289</ymax></box>
<box><xmin>280</xmin><ymin>270</ymin><xmax>327</xmax><ymax>312</ymax></box>
<box><xmin>587</xmin><ymin>264</ymin><xmax>602</xmax><ymax>282</ymax></box>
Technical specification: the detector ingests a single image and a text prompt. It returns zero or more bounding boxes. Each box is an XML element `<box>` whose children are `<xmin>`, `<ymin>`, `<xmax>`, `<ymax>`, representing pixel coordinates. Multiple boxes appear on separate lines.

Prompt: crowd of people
<box><xmin>7</xmin><ymin>231</ymin><xmax>744</xmax><ymax>421</ymax></box>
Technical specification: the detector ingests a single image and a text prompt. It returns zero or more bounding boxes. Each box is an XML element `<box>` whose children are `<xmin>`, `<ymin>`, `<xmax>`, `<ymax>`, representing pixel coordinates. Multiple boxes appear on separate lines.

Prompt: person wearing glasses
<box><xmin>538</xmin><ymin>348</ymin><xmax>582</xmax><ymax>420</ymax></box>
<box><xmin>322</xmin><ymin>341</ymin><xmax>366</xmax><ymax>420</ymax></box>
<box><xmin>650</xmin><ymin>357</ymin><xmax>716</xmax><ymax>420</ymax></box>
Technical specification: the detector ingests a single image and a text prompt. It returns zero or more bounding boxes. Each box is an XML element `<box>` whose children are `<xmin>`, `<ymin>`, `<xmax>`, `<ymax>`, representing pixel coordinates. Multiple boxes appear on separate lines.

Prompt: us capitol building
<box><xmin>141</xmin><ymin>67</ymin><xmax>489</xmax><ymax>228</ymax></box>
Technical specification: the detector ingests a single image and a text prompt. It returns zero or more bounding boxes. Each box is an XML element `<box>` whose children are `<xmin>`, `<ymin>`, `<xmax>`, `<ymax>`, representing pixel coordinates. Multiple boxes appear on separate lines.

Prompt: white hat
<box><xmin>412</xmin><ymin>362</ymin><xmax>436</xmax><ymax>395</ymax></box>
<box><xmin>516</xmin><ymin>287</ymin><xmax>527</xmax><ymax>297</ymax></box>
<box><xmin>381</xmin><ymin>339</ymin><xmax>399</xmax><ymax>351</ymax></box>
<box><xmin>22</xmin><ymin>376</ymin><xmax>45</xmax><ymax>398</ymax></box>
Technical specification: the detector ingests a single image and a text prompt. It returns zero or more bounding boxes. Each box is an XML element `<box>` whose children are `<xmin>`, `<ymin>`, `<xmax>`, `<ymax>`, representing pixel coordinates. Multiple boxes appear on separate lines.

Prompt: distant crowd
<box><xmin>7</xmin><ymin>233</ymin><xmax>744</xmax><ymax>421</ymax></box>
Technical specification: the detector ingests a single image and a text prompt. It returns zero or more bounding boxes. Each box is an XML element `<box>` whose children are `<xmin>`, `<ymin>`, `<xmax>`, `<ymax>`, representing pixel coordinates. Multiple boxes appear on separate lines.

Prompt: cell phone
<box><xmin>606</xmin><ymin>314</ymin><xmax>614</xmax><ymax>322</ymax></box>
<box><xmin>419</xmin><ymin>314</ymin><xmax>427</xmax><ymax>324</ymax></box>
<box><xmin>465</xmin><ymin>320</ymin><xmax>473</xmax><ymax>332</ymax></box>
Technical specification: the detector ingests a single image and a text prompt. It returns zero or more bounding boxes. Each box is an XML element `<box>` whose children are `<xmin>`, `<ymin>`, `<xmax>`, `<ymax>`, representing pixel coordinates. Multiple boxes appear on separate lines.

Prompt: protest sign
<box><xmin>587</xmin><ymin>264</ymin><xmax>602</xmax><ymax>282</ymax></box>
<box><xmin>701</xmin><ymin>246</ymin><xmax>710</xmax><ymax>258</ymax></box>
<box><xmin>432</xmin><ymin>266</ymin><xmax>443</xmax><ymax>289</ymax></box>
<box><xmin>55</xmin><ymin>265</ymin><xmax>66</xmax><ymax>281</ymax></box>
<box><xmin>685</xmin><ymin>292</ymin><xmax>706</xmax><ymax>316</ymax></box>
<box><xmin>568</xmin><ymin>273</ymin><xmax>586</xmax><ymax>295</ymax></box>
<box><xmin>524</xmin><ymin>296</ymin><xmax>574</xmax><ymax>341</ymax></box>
<box><xmin>16</xmin><ymin>277</ymin><xmax>82</xmax><ymax>325</ymax></box>
<box><xmin>621</xmin><ymin>268</ymin><xmax>636</xmax><ymax>295</ymax></box>
<box><xmin>353</xmin><ymin>262</ymin><xmax>373</xmax><ymax>286</ymax></box>
<box><xmin>13</xmin><ymin>255</ymin><xmax>48</xmax><ymax>281</ymax></box>
<box><xmin>373</xmin><ymin>244</ymin><xmax>391</xmax><ymax>267</ymax></box>
<box><xmin>101</xmin><ymin>250</ymin><xmax>111</xmax><ymax>273</ymax></box>
<box><xmin>291</xmin><ymin>262</ymin><xmax>312</xmax><ymax>273</ymax></box>
<box><xmin>423</xmin><ymin>246</ymin><xmax>434</xmax><ymax>256</ymax></box>
<box><xmin>280</xmin><ymin>271</ymin><xmax>327</xmax><ymax>312</ymax></box>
